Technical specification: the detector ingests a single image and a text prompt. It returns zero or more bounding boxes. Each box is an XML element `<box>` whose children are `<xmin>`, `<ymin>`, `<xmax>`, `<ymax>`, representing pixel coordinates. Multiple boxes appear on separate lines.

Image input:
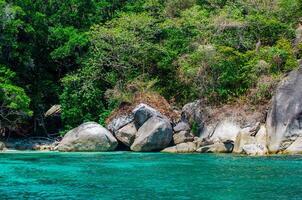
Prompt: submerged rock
<box><xmin>130</xmin><ymin>116</ymin><xmax>173</xmax><ymax>152</ymax></box>
<box><xmin>161</xmin><ymin>142</ymin><xmax>196</xmax><ymax>153</ymax></box>
<box><xmin>57</xmin><ymin>122</ymin><xmax>118</xmax><ymax>152</ymax></box>
<box><xmin>266</xmin><ymin>66</ymin><xmax>302</xmax><ymax>153</ymax></box>
<box><xmin>115</xmin><ymin>122</ymin><xmax>137</xmax><ymax>147</ymax></box>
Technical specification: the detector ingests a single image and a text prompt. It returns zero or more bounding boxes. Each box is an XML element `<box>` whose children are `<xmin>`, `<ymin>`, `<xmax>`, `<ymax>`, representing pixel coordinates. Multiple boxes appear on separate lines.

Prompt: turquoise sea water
<box><xmin>0</xmin><ymin>152</ymin><xmax>301</xmax><ymax>200</ymax></box>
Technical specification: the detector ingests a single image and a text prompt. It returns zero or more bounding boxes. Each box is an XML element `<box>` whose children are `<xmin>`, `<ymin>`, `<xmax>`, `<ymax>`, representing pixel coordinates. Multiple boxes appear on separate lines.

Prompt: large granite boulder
<box><xmin>115</xmin><ymin>122</ymin><xmax>137</xmax><ymax>147</ymax></box>
<box><xmin>57</xmin><ymin>122</ymin><xmax>118</xmax><ymax>152</ymax></box>
<box><xmin>130</xmin><ymin>116</ymin><xmax>173</xmax><ymax>152</ymax></box>
<box><xmin>266</xmin><ymin>66</ymin><xmax>302</xmax><ymax>153</ymax></box>
<box><xmin>161</xmin><ymin>142</ymin><xmax>196</xmax><ymax>153</ymax></box>
<box><xmin>132</xmin><ymin>103</ymin><xmax>162</xmax><ymax>128</ymax></box>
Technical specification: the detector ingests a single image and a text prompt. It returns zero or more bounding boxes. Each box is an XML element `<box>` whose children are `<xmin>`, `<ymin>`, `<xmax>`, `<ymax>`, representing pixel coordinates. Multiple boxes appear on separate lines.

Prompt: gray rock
<box><xmin>181</xmin><ymin>100</ymin><xmax>204</xmax><ymax>135</ymax></box>
<box><xmin>173</xmin><ymin>131</ymin><xmax>194</xmax><ymax>144</ymax></box>
<box><xmin>57</xmin><ymin>122</ymin><xmax>118</xmax><ymax>152</ymax></box>
<box><xmin>107</xmin><ymin>114</ymin><xmax>134</xmax><ymax>133</ymax></box>
<box><xmin>196</xmin><ymin>141</ymin><xmax>233</xmax><ymax>153</ymax></box>
<box><xmin>173</xmin><ymin>121</ymin><xmax>191</xmax><ymax>132</ymax></box>
<box><xmin>284</xmin><ymin>137</ymin><xmax>302</xmax><ymax>154</ymax></box>
<box><xmin>132</xmin><ymin>103</ymin><xmax>162</xmax><ymax>128</ymax></box>
<box><xmin>130</xmin><ymin>116</ymin><xmax>173</xmax><ymax>152</ymax></box>
<box><xmin>266</xmin><ymin>66</ymin><xmax>302</xmax><ymax>153</ymax></box>
<box><xmin>115</xmin><ymin>122</ymin><xmax>137</xmax><ymax>146</ymax></box>
<box><xmin>233</xmin><ymin>130</ymin><xmax>256</xmax><ymax>154</ymax></box>
<box><xmin>181</xmin><ymin>100</ymin><xmax>203</xmax><ymax>123</ymax></box>
<box><xmin>161</xmin><ymin>142</ymin><xmax>196</xmax><ymax>153</ymax></box>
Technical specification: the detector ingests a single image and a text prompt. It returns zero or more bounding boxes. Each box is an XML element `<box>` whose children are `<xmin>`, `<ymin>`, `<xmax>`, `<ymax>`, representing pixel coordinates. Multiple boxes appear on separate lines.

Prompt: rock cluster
<box><xmin>233</xmin><ymin>124</ymin><xmax>268</xmax><ymax>156</ymax></box>
<box><xmin>37</xmin><ymin>65</ymin><xmax>302</xmax><ymax>155</ymax></box>
<box><xmin>56</xmin><ymin>104</ymin><xmax>173</xmax><ymax>152</ymax></box>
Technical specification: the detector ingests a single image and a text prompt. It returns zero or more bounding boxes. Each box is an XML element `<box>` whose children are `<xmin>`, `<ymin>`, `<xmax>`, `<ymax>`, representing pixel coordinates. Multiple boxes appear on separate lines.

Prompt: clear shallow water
<box><xmin>0</xmin><ymin>152</ymin><xmax>301</xmax><ymax>200</ymax></box>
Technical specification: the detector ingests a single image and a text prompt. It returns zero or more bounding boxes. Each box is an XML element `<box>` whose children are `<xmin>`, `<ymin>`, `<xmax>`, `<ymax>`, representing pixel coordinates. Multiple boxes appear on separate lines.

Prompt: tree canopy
<box><xmin>1</xmin><ymin>0</ymin><xmax>301</xmax><ymax>135</ymax></box>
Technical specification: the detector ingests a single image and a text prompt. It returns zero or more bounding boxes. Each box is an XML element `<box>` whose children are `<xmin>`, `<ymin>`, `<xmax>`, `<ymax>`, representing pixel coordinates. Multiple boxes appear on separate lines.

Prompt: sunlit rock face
<box><xmin>209</xmin><ymin>120</ymin><xmax>241</xmax><ymax>143</ymax></box>
<box><xmin>130</xmin><ymin>116</ymin><xmax>173</xmax><ymax>152</ymax></box>
<box><xmin>115</xmin><ymin>122</ymin><xmax>137</xmax><ymax>147</ymax></box>
<box><xmin>266</xmin><ymin>66</ymin><xmax>302</xmax><ymax>153</ymax></box>
<box><xmin>57</xmin><ymin>122</ymin><xmax>118</xmax><ymax>152</ymax></box>
<box><xmin>233</xmin><ymin>125</ymin><xmax>268</xmax><ymax>156</ymax></box>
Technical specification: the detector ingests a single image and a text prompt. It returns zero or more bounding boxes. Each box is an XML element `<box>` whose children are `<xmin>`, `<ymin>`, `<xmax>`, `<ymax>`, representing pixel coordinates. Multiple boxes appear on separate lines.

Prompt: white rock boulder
<box><xmin>209</xmin><ymin>120</ymin><xmax>241</xmax><ymax>142</ymax></box>
<box><xmin>57</xmin><ymin>122</ymin><xmax>118</xmax><ymax>152</ymax></box>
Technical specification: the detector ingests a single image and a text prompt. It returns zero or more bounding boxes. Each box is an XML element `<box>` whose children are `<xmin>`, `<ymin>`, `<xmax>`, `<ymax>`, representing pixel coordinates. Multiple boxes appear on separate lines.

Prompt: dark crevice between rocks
<box><xmin>115</xmin><ymin>141</ymin><xmax>130</xmax><ymax>151</ymax></box>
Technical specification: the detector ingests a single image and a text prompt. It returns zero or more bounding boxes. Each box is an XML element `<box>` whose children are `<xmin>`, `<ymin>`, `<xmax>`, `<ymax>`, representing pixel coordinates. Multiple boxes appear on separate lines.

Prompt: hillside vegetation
<box><xmin>0</xmin><ymin>0</ymin><xmax>302</xmax><ymax>135</ymax></box>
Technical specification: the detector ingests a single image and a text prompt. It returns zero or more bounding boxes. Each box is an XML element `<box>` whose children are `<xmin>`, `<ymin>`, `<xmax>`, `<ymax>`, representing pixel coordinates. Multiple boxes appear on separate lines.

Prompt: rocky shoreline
<box><xmin>2</xmin><ymin>66</ymin><xmax>302</xmax><ymax>156</ymax></box>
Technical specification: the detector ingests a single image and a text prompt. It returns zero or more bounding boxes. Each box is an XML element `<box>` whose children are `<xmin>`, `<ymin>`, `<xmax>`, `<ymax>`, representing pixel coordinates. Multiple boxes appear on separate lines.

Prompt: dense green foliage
<box><xmin>0</xmin><ymin>65</ymin><xmax>32</xmax><ymax>128</ymax></box>
<box><xmin>1</xmin><ymin>0</ymin><xmax>302</xmax><ymax>134</ymax></box>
